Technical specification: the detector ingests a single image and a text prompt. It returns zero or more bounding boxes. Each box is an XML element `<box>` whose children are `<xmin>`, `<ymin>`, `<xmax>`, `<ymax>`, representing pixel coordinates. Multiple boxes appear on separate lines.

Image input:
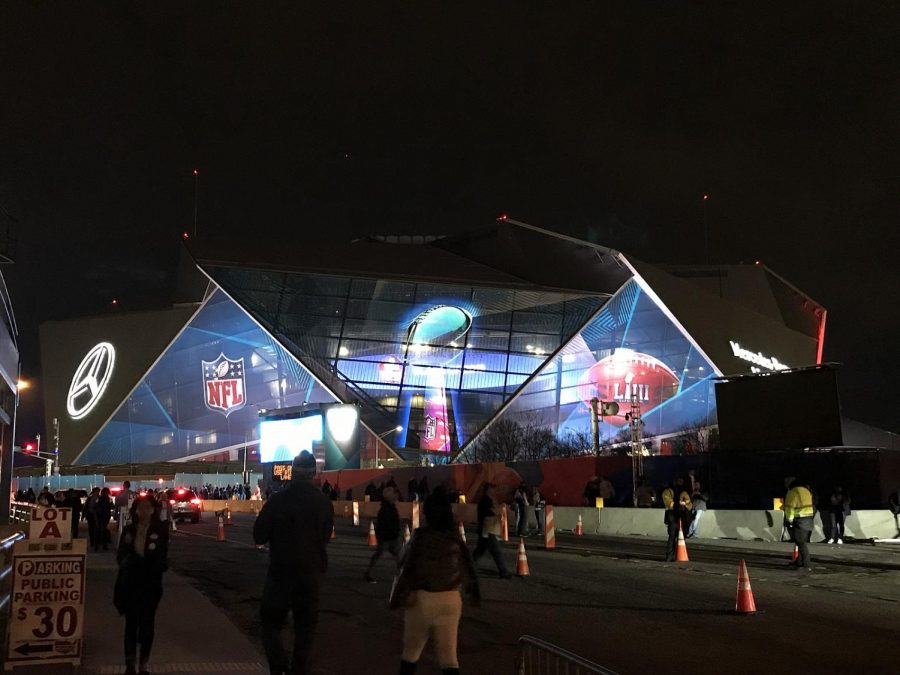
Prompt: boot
<box><xmin>399</xmin><ymin>660</ymin><xmax>418</xmax><ymax>675</ymax></box>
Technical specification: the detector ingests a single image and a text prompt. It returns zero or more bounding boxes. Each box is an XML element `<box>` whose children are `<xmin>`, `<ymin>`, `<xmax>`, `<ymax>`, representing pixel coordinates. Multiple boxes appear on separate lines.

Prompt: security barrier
<box><xmin>0</xmin><ymin>531</ymin><xmax>26</xmax><ymax>613</ymax></box>
<box><xmin>516</xmin><ymin>635</ymin><xmax>619</xmax><ymax>675</ymax></box>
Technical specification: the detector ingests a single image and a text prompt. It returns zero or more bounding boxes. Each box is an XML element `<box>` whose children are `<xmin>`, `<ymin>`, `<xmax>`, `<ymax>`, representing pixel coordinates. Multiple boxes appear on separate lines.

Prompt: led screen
<box><xmin>259</xmin><ymin>415</ymin><xmax>324</xmax><ymax>463</ymax></box>
<box><xmin>496</xmin><ymin>280</ymin><xmax>718</xmax><ymax>446</ymax></box>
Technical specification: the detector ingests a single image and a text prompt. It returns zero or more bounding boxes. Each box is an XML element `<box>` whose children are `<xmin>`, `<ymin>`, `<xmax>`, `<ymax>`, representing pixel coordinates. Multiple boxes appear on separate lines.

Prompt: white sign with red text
<box><xmin>29</xmin><ymin>507</ymin><xmax>73</xmax><ymax>543</ymax></box>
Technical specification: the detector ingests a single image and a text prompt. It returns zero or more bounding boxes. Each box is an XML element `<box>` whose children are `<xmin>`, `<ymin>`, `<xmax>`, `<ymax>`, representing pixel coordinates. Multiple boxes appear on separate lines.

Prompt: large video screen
<box><xmin>715</xmin><ymin>368</ymin><xmax>843</xmax><ymax>451</ymax></box>
<box><xmin>259</xmin><ymin>415</ymin><xmax>324</xmax><ymax>463</ymax></box>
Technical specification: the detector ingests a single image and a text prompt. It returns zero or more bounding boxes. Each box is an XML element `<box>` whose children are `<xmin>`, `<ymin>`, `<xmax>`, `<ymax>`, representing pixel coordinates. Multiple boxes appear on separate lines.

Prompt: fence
<box><xmin>0</xmin><ymin>531</ymin><xmax>26</xmax><ymax>613</ymax></box>
<box><xmin>516</xmin><ymin>636</ymin><xmax>619</xmax><ymax>675</ymax></box>
<box><xmin>8</xmin><ymin>501</ymin><xmax>31</xmax><ymax>528</ymax></box>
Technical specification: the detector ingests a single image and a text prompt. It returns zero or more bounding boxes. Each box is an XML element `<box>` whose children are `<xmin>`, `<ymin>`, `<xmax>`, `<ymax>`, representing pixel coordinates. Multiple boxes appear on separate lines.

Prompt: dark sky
<box><xmin>2</xmin><ymin>2</ymin><xmax>899</xmax><ymax>440</ymax></box>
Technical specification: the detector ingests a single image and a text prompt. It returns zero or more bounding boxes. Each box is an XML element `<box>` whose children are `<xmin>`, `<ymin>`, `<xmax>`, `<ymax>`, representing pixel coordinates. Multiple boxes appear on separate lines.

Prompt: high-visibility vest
<box><xmin>784</xmin><ymin>486</ymin><xmax>815</xmax><ymax>522</ymax></box>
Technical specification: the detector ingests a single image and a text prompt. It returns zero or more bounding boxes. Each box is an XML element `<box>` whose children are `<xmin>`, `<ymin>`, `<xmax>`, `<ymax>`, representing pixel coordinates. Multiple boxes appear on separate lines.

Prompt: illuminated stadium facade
<box><xmin>40</xmin><ymin>220</ymin><xmax>826</xmax><ymax>469</ymax></box>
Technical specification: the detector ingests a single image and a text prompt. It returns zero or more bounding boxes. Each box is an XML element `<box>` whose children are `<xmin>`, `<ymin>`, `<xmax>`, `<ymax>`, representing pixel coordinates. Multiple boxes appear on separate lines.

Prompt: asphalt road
<box><xmin>167</xmin><ymin>514</ymin><xmax>900</xmax><ymax>675</ymax></box>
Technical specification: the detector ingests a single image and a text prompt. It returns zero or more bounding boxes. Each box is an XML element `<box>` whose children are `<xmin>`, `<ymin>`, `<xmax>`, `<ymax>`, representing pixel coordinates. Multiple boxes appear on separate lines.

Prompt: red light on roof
<box><xmin>177</xmin><ymin>488</ymin><xmax>186</xmax><ymax>495</ymax></box>
<box><xmin>182</xmin><ymin>231</ymin><xmax>190</xmax><ymax>240</ymax></box>
<box><xmin>111</xmin><ymin>298</ymin><xmax>118</xmax><ymax>306</ymax></box>
<box><xmin>192</xmin><ymin>169</ymin><xmax>199</xmax><ymax>176</ymax></box>
<box><xmin>497</xmin><ymin>213</ymin><xmax>508</xmax><ymax>222</ymax></box>
<box><xmin>754</xmin><ymin>260</ymin><xmax>762</xmax><ymax>266</ymax></box>
<box><xmin>702</xmin><ymin>194</ymin><xmax>710</xmax><ymax>201</ymax></box>
<box><xmin>24</xmin><ymin>443</ymin><xmax>34</xmax><ymax>452</ymax></box>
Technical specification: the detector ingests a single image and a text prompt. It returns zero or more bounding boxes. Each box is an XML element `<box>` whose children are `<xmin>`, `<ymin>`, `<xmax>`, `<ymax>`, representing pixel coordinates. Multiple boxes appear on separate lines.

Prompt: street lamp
<box><xmin>374</xmin><ymin>426</ymin><xmax>403</xmax><ymax>469</ymax></box>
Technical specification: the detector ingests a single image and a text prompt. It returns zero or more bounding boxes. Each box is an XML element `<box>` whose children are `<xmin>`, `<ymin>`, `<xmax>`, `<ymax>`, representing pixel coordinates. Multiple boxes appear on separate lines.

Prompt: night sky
<box><xmin>2</xmin><ymin>3</ymin><xmax>898</xmax><ymax>441</ymax></box>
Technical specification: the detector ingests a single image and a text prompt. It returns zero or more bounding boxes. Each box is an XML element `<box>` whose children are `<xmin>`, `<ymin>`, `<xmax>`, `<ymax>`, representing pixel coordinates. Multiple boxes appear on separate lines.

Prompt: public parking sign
<box><xmin>6</xmin><ymin>539</ymin><xmax>86</xmax><ymax>669</ymax></box>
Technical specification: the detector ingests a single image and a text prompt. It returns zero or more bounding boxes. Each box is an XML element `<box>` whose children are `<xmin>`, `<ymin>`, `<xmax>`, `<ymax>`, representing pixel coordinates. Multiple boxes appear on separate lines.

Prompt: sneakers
<box><xmin>836</xmin><ymin>538</ymin><xmax>843</xmax><ymax>545</ymax></box>
<box><xmin>826</xmin><ymin>538</ymin><xmax>834</xmax><ymax>544</ymax></box>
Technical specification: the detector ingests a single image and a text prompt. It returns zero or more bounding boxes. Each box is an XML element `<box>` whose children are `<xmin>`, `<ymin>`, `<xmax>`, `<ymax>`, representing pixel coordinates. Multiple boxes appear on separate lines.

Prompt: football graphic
<box><xmin>577</xmin><ymin>349</ymin><xmax>679</xmax><ymax>422</ymax></box>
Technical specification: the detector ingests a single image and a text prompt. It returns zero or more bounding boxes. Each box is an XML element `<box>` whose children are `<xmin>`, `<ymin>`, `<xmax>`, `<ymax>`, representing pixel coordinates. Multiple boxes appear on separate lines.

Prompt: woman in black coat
<box><xmin>95</xmin><ymin>487</ymin><xmax>113</xmax><ymax>551</ymax></box>
<box><xmin>115</xmin><ymin>495</ymin><xmax>169</xmax><ymax>675</ymax></box>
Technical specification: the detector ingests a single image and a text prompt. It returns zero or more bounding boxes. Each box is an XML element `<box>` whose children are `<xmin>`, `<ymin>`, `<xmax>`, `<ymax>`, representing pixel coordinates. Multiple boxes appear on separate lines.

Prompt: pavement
<box><xmin>7</xmin><ymin>544</ymin><xmax>266</xmax><ymax>674</ymax></box>
<box><xmin>6</xmin><ymin>516</ymin><xmax>900</xmax><ymax>674</ymax></box>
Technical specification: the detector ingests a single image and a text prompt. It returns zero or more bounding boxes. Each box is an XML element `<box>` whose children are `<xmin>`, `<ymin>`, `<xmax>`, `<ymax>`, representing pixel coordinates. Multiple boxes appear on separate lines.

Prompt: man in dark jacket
<box><xmin>254</xmin><ymin>451</ymin><xmax>334</xmax><ymax>675</ymax></box>
<box><xmin>364</xmin><ymin>486</ymin><xmax>402</xmax><ymax>582</ymax></box>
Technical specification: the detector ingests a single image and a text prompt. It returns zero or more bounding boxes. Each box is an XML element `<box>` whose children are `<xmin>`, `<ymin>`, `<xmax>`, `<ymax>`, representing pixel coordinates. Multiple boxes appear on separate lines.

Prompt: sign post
<box><xmin>6</xmin><ymin>538</ymin><xmax>87</xmax><ymax>670</ymax></box>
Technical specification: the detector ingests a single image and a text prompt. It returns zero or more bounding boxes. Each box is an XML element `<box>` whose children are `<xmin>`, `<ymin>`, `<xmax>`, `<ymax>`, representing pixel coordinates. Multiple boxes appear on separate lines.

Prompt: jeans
<box><xmin>665</xmin><ymin>518</ymin><xmax>680</xmax><ymax>561</ymax></box>
<box><xmin>473</xmin><ymin>534</ymin><xmax>509</xmax><ymax>576</ymax></box>
<box><xmin>124</xmin><ymin>599</ymin><xmax>160</xmax><ymax>667</ymax></box>
<box><xmin>534</xmin><ymin>509</ymin><xmax>544</xmax><ymax>536</ymax></box>
<box><xmin>792</xmin><ymin>517</ymin><xmax>813</xmax><ymax>567</ymax></box>
<box><xmin>366</xmin><ymin>537</ymin><xmax>403</xmax><ymax>576</ymax></box>
<box><xmin>516</xmin><ymin>506</ymin><xmax>529</xmax><ymax>537</ymax></box>
<box><xmin>260</xmin><ymin>574</ymin><xmax>321</xmax><ymax>675</ymax></box>
<box><xmin>688</xmin><ymin>510</ymin><xmax>704</xmax><ymax>537</ymax></box>
<box><xmin>832</xmin><ymin>512</ymin><xmax>845</xmax><ymax>541</ymax></box>
<box><xmin>402</xmin><ymin>590</ymin><xmax>462</xmax><ymax>668</ymax></box>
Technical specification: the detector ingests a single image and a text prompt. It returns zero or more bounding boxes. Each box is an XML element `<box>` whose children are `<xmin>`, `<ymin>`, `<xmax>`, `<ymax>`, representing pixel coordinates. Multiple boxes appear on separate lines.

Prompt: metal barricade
<box><xmin>517</xmin><ymin>635</ymin><xmax>620</xmax><ymax>675</ymax></box>
<box><xmin>0</xmin><ymin>531</ymin><xmax>26</xmax><ymax>613</ymax></box>
<box><xmin>8</xmin><ymin>501</ymin><xmax>33</xmax><ymax>527</ymax></box>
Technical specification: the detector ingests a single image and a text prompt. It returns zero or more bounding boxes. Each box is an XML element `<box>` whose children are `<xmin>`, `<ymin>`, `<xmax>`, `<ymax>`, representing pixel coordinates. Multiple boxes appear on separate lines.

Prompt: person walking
<box><xmin>96</xmin><ymin>487</ymin><xmax>114</xmax><ymax>551</ymax></box>
<box><xmin>513</xmin><ymin>483</ymin><xmax>530</xmax><ymax>537</ymax></box>
<box><xmin>114</xmin><ymin>495</ymin><xmax>169</xmax><ymax>675</ymax></box>
<box><xmin>828</xmin><ymin>486</ymin><xmax>851</xmax><ymax>544</ymax></box>
<box><xmin>391</xmin><ymin>491</ymin><xmax>480</xmax><ymax>675</ymax></box>
<box><xmin>253</xmin><ymin>451</ymin><xmax>334</xmax><ymax>675</ymax></box>
<box><xmin>784</xmin><ymin>479</ymin><xmax>815</xmax><ymax>570</ymax></box>
<box><xmin>84</xmin><ymin>487</ymin><xmax>100</xmax><ymax>549</ymax></box>
<box><xmin>472</xmin><ymin>483</ymin><xmax>511</xmax><ymax>578</ymax></box>
<box><xmin>662</xmin><ymin>478</ymin><xmax>692</xmax><ymax>561</ymax></box>
<box><xmin>364</xmin><ymin>486</ymin><xmax>403</xmax><ymax>583</ymax></box>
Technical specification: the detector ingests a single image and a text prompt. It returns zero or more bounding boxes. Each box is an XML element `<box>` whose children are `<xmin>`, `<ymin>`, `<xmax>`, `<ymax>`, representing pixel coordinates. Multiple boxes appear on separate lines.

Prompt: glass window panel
<box><xmin>509</xmin><ymin>333</ymin><xmax>558</xmax><ymax>355</ymax></box>
<box><xmin>461</xmin><ymin>369</ymin><xmax>506</xmax><ymax>390</ymax></box>
<box><xmin>507</xmin><ymin>353</ymin><xmax>548</xmax><ymax>374</ymax></box>
<box><xmin>512</xmin><ymin>311</ymin><xmax>563</xmax><ymax>335</ymax></box>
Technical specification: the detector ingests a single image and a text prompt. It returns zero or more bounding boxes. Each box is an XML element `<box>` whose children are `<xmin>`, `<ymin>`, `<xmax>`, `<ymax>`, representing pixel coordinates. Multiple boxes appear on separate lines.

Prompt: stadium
<box><xmin>39</xmin><ymin>218</ymin><xmax>826</xmax><ymax>470</ymax></box>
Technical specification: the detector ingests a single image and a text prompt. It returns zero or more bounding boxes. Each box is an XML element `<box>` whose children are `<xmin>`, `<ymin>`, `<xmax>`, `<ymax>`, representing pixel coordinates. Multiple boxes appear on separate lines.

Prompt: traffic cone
<box><xmin>574</xmin><ymin>514</ymin><xmax>584</xmax><ymax>536</ymax></box>
<box><xmin>516</xmin><ymin>537</ymin><xmax>530</xmax><ymax>577</ymax></box>
<box><xmin>367</xmin><ymin>521</ymin><xmax>377</xmax><ymax>547</ymax></box>
<box><xmin>403</xmin><ymin>524</ymin><xmax>411</xmax><ymax>544</ymax></box>
<box><xmin>735</xmin><ymin>560</ymin><xmax>758</xmax><ymax>614</ymax></box>
<box><xmin>791</xmin><ymin>544</ymin><xmax>799</xmax><ymax>563</ymax></box>
<box><xmin>216</xmin><ymin>515</ymin><xmax>225</xmax><ymax>542</ymax></box>
<box><xmin>225</xmin><ymin>506</ymin><xmax>233</xmax><ymax>526</ymax></box>
<box><xmin>331</xmin><ymin>525</ymin><xmax>336</xmax><ymax>540</ymax></box>
<box><xmin>675</xmin><ymin>521</ymin><xmax>689</xmax><ymax>562</ymax></box>
<box><xmin>458</xmin><ymin>520</ymin><xmax>467</xmax><ymax>543</ymax></box>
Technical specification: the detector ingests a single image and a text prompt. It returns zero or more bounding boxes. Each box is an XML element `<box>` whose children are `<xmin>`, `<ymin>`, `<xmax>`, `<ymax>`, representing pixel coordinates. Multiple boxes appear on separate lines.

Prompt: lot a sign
<box><xmin>29</xmin><ymin>507</ymin><xmax>73</xmax><ymax>543</ymax></box>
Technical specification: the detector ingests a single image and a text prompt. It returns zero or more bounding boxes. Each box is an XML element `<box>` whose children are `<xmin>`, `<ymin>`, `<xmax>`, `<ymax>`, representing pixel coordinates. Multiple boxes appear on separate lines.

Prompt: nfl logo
<box><xmin>202</xmin><ymin>354</ymin><xmax>246</xmax><ymax>417</ymax></box>
<box><xmin>424</xmin><ymin>414</ymin><xmax>437</xmax><ymax>442</ymax></box>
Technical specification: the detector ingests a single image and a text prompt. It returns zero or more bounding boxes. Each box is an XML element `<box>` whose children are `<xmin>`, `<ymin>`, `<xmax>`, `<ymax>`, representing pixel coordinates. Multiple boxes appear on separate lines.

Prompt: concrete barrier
<box><xmin>327</xmin><ymin>500</ymin><xmax>900</xmax><ymax>542</ymax></box>
<box><xmin>201</xmin><ymin>500</ymin><xmax>261</xmax><ymax>514</ymax></box>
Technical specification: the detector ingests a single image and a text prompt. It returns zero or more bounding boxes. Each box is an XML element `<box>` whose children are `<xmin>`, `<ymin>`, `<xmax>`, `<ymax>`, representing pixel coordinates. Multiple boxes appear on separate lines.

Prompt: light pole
<box><xmin>374</xmin><ymin>426</ymin><xmax>403</xmax><ymax>469</ymax></box>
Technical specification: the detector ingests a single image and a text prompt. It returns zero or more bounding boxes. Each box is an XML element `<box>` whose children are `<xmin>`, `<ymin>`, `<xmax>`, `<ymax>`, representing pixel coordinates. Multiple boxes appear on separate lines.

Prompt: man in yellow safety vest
<box><xmin>784</xmin><ymin>479</ymin><xmax>815</xmax><ymax>570</ymax></box>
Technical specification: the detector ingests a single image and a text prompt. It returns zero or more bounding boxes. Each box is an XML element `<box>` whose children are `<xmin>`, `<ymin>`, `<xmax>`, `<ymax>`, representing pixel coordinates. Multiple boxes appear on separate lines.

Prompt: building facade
<box><xmin>41</xmin><ymin>221</ymin><xmax>826</xmax><ymax>468</ymax></box>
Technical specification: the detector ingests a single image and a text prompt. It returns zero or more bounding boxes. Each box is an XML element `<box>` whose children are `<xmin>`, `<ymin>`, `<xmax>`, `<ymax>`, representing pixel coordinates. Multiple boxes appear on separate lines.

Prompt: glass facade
<box><xmin>208</xmin><ymin>268</ymin><xmax>607</xmax><ymax>454</ymax></box>
<box><xmin>77</xmin><ymin>290</ymin><xmax>337</xmax><ymax>465</ymax></box>
<box><xmin>494</xmin><ymin>280</ymin><xmax>717</xmax><ymax>444</ymax></box>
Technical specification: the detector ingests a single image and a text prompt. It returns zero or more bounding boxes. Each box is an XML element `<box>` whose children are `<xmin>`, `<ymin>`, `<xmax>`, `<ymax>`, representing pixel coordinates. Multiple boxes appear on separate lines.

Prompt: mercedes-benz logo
<box><xmin>67</xmin><ymin>342</ymin><xmax>116</xmax><ymax>420</ymax></box>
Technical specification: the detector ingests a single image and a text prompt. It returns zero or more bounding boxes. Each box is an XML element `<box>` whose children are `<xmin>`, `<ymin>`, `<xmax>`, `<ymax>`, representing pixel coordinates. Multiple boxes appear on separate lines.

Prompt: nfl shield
<box><xmin>202</xmin><ymin>354</ymin><xmax>246</xmax><ymax>417</ymax></box>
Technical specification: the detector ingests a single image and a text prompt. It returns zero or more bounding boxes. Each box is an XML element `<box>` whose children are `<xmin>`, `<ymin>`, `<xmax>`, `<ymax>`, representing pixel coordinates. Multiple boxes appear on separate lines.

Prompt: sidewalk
<box><xmin>13</xmin><ymin>548</ymin><xmax>266</xmax><ymax>675</ymax></box>
<box><xmin>553</xmin><ymin>530</ymin><xmax>900</xmax><ymax>569</ymax></box>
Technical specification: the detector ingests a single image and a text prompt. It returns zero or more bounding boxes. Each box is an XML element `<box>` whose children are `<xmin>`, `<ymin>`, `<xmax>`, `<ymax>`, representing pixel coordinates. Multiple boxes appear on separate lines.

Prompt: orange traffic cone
<box><xmin>225</xmin><ymin>507</ymin><xmax>233</xmax><ymax>526</ymax></box>
<box><xmin>791</xmin><ymin>544</ymin><xmax>799</xmax><ymax>563</ymax></box>
<box><xmin>403</xmin><ymin>524</ymin><xmax>411</xmax><ymax>544</ymax></box>
<box><xmin>516</xmin><ymin>537</ymin><xmax>530</xmax><ymax>577</ymax></box>
<box><xmin>367</xmin><ymin>521</ymin><xmax>377</xmax><ymax>547</ymax></box>
<box><xmin>675</xmin><ymin>520</ymin><xmax>689</xmax><ymax>562</ymax></box>
<box><xmin>330</xmin><ymin>525</ymin><xmax>336</xmax><ymax>540</ymax></box>
<box><xmin>458</xmin><ymin>520</ymin><xmax>467</xmax><ymax>543</ymax></box>
<box><xmin>574</xmin><ymin>514</ymin><xmax>584</xmax><ymax>536</ymax></box>
<box><xmin>735</xmin><ymin>560</ymin><xmax>758</xmax><ymax>614</ymax></box>
<box><xmin>216</xmin><ymin>515</ymin><xmax>225</xmax><ymax>542</ymax></box>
